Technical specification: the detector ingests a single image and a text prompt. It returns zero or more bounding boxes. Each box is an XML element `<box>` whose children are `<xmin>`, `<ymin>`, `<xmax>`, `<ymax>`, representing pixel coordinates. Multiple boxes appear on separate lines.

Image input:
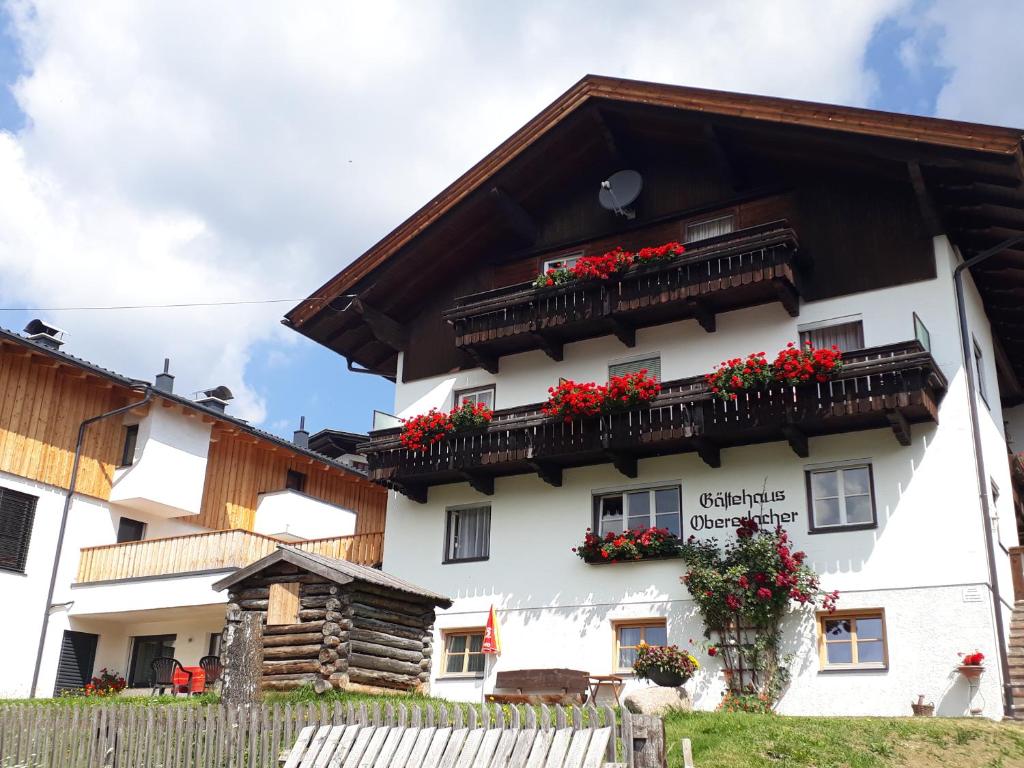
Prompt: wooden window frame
<box><xmin>453</xmin><ymin>385</ymin><xmax>496</xmax><ymax>411</ymax></box>
<box><xmin>805</xmin><ymin>463</ymin><xmax>878</xmax><ymax>534</ymax></box>
<box><xmin>817</xmin><ymin>608</ymin><xmax>888</xmax><ymax>671</ymax></box>
<box><xmin>440</xmin><ymin>628</ymin><xmax>486</xmax><ymax>678</ymax></box>
<box><xmin>612</xmin><ymin>618</ymin><xmax>667</xmax><ymax>674</ymax></box>
<box><xmin>119</xmin><ymin>423</ymin><xmax>139</xmax><ymax>468</ymax></box>
<box><xmin>443</xmin><ymin>505</ymin><xmax>491</xmax><ymax>564</ymax></box>
<box><xmin>592</xmin><ymin>485</ymin><xmax>682</xmax><ymax>539</ymax></box>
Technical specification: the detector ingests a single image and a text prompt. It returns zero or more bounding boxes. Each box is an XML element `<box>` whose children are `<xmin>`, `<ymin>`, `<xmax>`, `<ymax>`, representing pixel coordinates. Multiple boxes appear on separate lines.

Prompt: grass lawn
<box><xmin>666</xmin><ymin>711</ymin><xmax>1024</xmax><ymax>768</ymax></box>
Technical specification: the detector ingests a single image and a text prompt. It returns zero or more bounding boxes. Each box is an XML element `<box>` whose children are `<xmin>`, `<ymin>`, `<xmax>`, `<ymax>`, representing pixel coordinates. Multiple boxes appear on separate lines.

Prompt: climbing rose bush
<box><xmin>573</xmin><ymin>526</ymin><xmax>682</xmax><ymax>563</ymax></box>
<box><xmin>400</xmin><ymin>401</ymin><xmax>494</xmax><ymax>452</ymax></box>
<box><xmin>532</xmin><ymin>241</ymin><xmax>686</xmax><ymax>288</ymax></box>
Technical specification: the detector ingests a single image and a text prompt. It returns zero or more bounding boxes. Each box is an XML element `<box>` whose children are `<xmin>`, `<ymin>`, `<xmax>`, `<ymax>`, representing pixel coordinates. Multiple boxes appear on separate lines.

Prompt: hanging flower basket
<box><xmin>632</xmin><ymin>643</ymin><xmax>700</xmax><ymax>687</ymax></box>
<box><xmin>957</xmin><ymin>665</ymin><xmax>985</xmax><ymax>681</ymax></box>
<box><xmin>647</xmin><ymin>668</ymin><xmax>689</xmax><ymax>687</ymax></box>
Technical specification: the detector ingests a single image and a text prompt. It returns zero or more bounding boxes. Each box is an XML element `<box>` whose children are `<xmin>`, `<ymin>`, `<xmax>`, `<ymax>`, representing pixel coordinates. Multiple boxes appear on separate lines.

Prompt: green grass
<box><xmin>665</xmin><ymin>711</ymin><xmax>1024</xmax><ymax>768</ymax></box>
<box><xmin>0</xmin><ymin>692</ymin><xmax>221</xmax><ymax>707</ymax></box>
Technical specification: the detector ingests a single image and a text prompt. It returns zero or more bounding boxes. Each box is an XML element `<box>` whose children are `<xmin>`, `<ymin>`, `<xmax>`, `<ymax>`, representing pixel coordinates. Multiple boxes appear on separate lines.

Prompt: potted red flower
<box><xmin>573</xmin><ymin>527</ymin><xmax>682</xmax><ymax>563</ymax></box>
<box><xmin>542</xmin><ymin>379</ymin><xmax>607</xmax><ymax>422</ymax></box>
<box><xmin>633</xmin><ymin>643</ymin><xmax>700</xmax><ymax>687</ymax></box>
<box><xmin>772</xmin><ymin>341</ymin><xmax>843</xmax><ymax>385</ymax></box>
<box><xmin>705</xmin><ymin>352</ymin><xmax>772</xmax><ymax>401</ymax></box>
<box><xmin>958</xmin><ymin>650</ymin><xmax>985</xmax><ymax>680</ymax></box>
<box><xmin>604</xmin><ymin>369</ymin><xmax>660</xmax><ymax>412</ymax></box>
<box><xmin>400</xmin><ymin>408</ymin><xmax>454</xmax><ymax>452</ymax></box>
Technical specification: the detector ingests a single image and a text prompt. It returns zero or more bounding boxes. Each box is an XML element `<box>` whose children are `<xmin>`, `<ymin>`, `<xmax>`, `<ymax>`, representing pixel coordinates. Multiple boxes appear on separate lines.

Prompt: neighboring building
<box><xmin>286</xmin><ymin>76</ymin><xmax>1024</xmax><ymax>717</ymax></box>
<box><xmin>0</xmin><ymin>323</ymin><xmax>386</xmax><ymax>697</ymax></box>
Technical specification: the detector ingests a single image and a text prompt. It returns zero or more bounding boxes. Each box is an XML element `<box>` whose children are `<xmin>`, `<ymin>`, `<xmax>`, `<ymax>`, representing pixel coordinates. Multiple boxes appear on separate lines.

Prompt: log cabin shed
<box><xmin>212</xmin><ymin>545</ymin><xmax>451</xmax><ymax>694</ymax></box>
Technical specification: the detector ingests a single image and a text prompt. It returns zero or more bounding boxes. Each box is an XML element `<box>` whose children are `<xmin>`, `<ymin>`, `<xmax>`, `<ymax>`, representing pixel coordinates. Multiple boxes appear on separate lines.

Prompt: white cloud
<box><xmin>1</xmin><ymin>0</ymin><xmax>908</xmax><ymax>423</ymax></box>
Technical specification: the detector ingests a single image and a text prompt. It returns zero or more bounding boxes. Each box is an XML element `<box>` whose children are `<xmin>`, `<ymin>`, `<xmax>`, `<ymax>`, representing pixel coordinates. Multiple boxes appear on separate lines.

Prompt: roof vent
<box><xmin>23</xmin><ymin>319</ymin><xmax>66</xmax><ymax>350</ymax></box>
<box><xmin>195</xmin><ymin>385</ymin><xmax>234</xmax><ymax>413</ymax></box>
<box><xmin>154</xmin><ymin>358</ymin><xmax>175</xmax><ymax>394</ymax></box>
<box><xmin>293</xmin><ymin>416</ymin><xmax>309</xmax><ymax>449</ymax></box>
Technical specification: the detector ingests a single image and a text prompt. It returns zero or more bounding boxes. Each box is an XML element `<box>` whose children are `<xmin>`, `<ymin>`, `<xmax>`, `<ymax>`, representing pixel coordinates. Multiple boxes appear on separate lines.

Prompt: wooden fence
<box><xmin>0</xmin><ymin>701</ymin><xmax>665</xmax><ymax>768</ymax></box>
<box><xmin>75</xmin><ymin>530</ymin><xmax>385</xmax><ymax>583</ymax></box>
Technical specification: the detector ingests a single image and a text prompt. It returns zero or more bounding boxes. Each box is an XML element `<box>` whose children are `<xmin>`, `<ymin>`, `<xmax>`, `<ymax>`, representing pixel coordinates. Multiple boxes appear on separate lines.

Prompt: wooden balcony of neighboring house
<box><xmin>442</xmin><ymin>221</ymin><xmax>801</xmax><ymax>372</ymax></box>
<box><xmin>74</xmin><ymin>529</ymin><xmax>384</xmax><ymax>585</ymax></box>
<box><xmin>364</xmin><ymin>341</ymin><xmax>946</xmax><ymax>503</ymax></box>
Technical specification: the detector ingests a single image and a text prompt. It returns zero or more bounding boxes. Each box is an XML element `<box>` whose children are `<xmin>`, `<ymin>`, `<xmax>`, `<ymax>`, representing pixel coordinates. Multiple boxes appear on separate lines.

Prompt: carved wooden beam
<box><xmin>461</xmin><ymin>471</ymin><xmax>494</xmax><ymax>497</ymax></box>
<box><xmin>886</xmin><ymin>409</ymin><xmax>912</xmax><ymax>446</ymax></box>
<box><xmin>528</xmin><ymin>460</ymin><xmax>562</xmax><ymax>488</ymax></box>
<box><xmin>466</xmin><ymin>347</ymin><xmax>499</xmax><ymax>375</ymax></box>
<box><xmin>490</xmin><ymin>186</ymin><xmax>538</xmax><ymax>245</ymax></box>
<box><xmin>907</xmin><ymin>161</ymin><xmax>944</xmax><ymax>237</ymax></box>
<box><xmin>772</xmin><ymin>278</ymin><xmax>800</xmax><ymax>318</ymax></box>
<box><xmin>781</xmin><ymin>424</ymin><xmax>809</xmax><ymax>458</ymax></box>
<box><xmin>394</xmin><ymin>483</ymin><xmax>427</xmax><ymax>504</ymax></box>
<box><xmin>530</xmin><ymin>332</ymin><xmax>564</xmax><ymax>363</ymax></box>
<box><xmin>693</xmin><ymin>438</ymin><xmax>721</xmax><ymax>468</ymax></box>
<box><xmin>685</xmin><ymin>299</ymin><xmax>716</xmax><ymax>333</ymax></box>
<box><xmin>350</xmin><ymin>298</ymin><xmax>408</xmax><ymax>352</ymax></box>
<box><xmin>608</xmin><ymin>317</ymin><xmax>636</xmax><ymax>348</ymax></box>
<box><xmin>607</xmin><ymin>452</ymin><xmax>638</xmax><ymax>479</ymax></box>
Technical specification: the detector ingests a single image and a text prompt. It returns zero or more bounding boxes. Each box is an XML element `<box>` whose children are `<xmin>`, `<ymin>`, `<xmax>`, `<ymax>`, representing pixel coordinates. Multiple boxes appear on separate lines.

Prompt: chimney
<box><xmin>23</xmin><ymin>319</ymin><xmax>66</xmax><ymax>350</ymax></box>
<box><xmin>195</xmin><ymin>385</ymin><xmax>234</xmax><ymax>413</ymax></box>
<box><xmin>293</xmin><ymin>416</ymin><xmax>309</xmax><ymax>449</ymax></box>
<box><xmin>154</xmin><ymin>358</ymin><xmax>175</xmax><ymax>394</ymax></box>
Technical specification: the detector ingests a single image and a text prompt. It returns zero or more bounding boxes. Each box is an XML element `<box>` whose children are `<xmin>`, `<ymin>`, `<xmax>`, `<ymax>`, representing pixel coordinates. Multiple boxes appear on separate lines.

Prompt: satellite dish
<box><xmin>599</xmin><ymin>170</ymin><xmax>643</xmax><ymax>220</ymax></box>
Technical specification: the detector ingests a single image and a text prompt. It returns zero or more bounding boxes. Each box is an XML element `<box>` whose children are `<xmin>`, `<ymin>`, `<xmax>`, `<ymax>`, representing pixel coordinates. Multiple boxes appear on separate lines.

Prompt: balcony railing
<box><xmin>75</xmin><ymin>529</ymin><xmax>384</xmax><ymax>584</ymax></box>
<box><xmin>364</xmin><ymin>341</ymin><xmax>946</xmax><ymax>503</ymax></box>
<box><xmin>443</xmin><ymin>221</ymin><xmax>801</xmax><ymax>372</ymax></box>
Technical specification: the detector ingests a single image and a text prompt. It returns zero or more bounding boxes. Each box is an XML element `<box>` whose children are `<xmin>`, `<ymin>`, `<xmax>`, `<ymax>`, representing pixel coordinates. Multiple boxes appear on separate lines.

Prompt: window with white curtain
<box><xmin>684</xmin><ymin>214</ymin><xmax>735</xmax><ymax>243</ymax></box>
<box><xmin>799</xmin><ymin>319</ymin><xmax>864</xmax><ymax>352</ymax></box>
<box><xmin>444</xmin><ymin>506</ymin><xmax>491</xmax><ymax>562</ymax></box>
<box><xmin>594</xmin><ymin>486</ymin><xmax>681</xmax><ymax>537</ymax></box>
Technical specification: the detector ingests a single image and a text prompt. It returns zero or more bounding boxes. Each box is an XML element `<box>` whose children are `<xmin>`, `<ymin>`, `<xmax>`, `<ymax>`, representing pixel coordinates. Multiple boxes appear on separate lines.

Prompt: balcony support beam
<box><xmin>781</xmin><ymin>423</ymin><xmax>809</xmax><ymax>458</ymax></box>
<box><xmin>466</xmin><ymin>347</ymin><xmax>499</xmax><ymax>375</ymax></box>
<box><xmin>693</xmin><ymin>438</ymin><xmax>721</xmax><ymax>468</ymax></box>
<box><xmin>394</xmin><ymin>482</ymin><xmax>427</xmax><ymax>505</ymax></box>
<box><xmin>886</xmin><ymin>409</ymin><xmax>912</xmax><ymax>446</ymax></box>
<box><xmin>461</xmin><ymin>471</ymin><xmax>495</xmax><ymax>496</ymax></box>
<box><xmin>686</xmin><ymin>299</ymin><xmax>717</xmax><ymax>333</ymax></box>
<box><xmin>530</xmin><ymin>332</ymin><xmax>564</xmax><ymax>363</ymax></box>
<box><xmin>350</xmin><ymin>298</ymin><xmax>408</xmax><ymax>352</ymax></box>
<box><xmin>608</xmin><ymin>451</ymin><xmax>638</xmax><ymax>479</ymax></box>
<box><xmin>528</xmin><ymin>460</ymin><xmax>563</xmax><ymax>487</ymax></box>
<box><xmin>609</xmin><ymin>317</ymin><xmax>636</xmax><ymax>348</ymax></box>
<box><xmin>772</xmin><ymin>278</ymin><xmax>800</xmax><ymax>317</ymax></box>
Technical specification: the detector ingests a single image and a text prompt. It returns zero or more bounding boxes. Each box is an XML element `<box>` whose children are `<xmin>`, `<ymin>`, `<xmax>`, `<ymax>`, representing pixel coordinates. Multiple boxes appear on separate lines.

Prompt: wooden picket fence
<box><xmin>0</xmin><ymin>701</ymin><xmax>665</xmax><ymax>768</ymax></box>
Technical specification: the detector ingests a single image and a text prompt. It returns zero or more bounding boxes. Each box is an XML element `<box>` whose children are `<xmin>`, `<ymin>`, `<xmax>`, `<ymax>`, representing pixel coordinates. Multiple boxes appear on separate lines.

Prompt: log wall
<box><xmin>227</xmin><ymin>562</ymin><xmax>437</xmax><ymax>694</ymax></box>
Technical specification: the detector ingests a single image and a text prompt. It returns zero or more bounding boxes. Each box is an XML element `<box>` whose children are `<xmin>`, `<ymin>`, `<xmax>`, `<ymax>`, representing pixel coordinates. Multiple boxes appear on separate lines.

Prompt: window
<box><xmin>267</xmin><ymin>582</ymin><xmax>300</xmax><ymax>625</ymax></box>
<box><xmin>595</xmin><ymin>486</ymin><xmax>681</xmax><ymax>538</ymax></box>
<box><xmin>614</xmin><ymin>620</ymin><xmax>667</xmax><ymax>672</ymax></box>
<box><xmin>0</xmin><ymin>487</ymin><xmax>37</xmax><ymax>573</ymax></box>
<box><xmin>543</xmin><ymin>251</ymin><xmax>583</xmax><ymax>272</ymax></box>
<box><xmin>454</xmin><ymin>385</ymin><xmax>495</xmax><ymax>410</ymax></box>
<box><xmin>973</xmin><ymin>337</ymin><xmax>989</xmax><ymax>408</ymax></box>
<box><xmin>806</xmin><ymin>464</ymin><xmax>876</xmax><ymax>533</ymax></box>
<box><xmin>609</xmin><ymin>355</ymin><xmax>661</xmax><ymax>382</ymax></box>
<box><xmin>685</xmin><ymin>214</ymin><xmax>735</xmax><ymax>243</ymax></box>
<box><xmin>442</xmin><ymin>630</ymin><xmax>485</xmax><ymax>676</ymax></box>
<box><xmin>127</xmin><ymin>634</ymin><xmax>175</xmax><ymax>687</ymax></box>
<box><xmin>116</xmin><ymin>517</ymin><xmax>146</xmax><ymax>543</ymax></box>
<box><xmin>208</xmin><ymin>633</ymin><xmax>222</xmax><ymax>658</ymax></box>
<box><xmin>818</xmin><ymin>610</ymin><xmax>887</xmax><ymax>670</ymax></box>
<box><xmin>120</xmin><ymin>424</ymin><xmax>139</xmax><ymax>467</ymax></box>
<box><xmin>285</xmin><ymin>469</ymin><xmax>306</xmax><ymax>493</ymax></box>
<box><xmin>799</xmin><ymin>318</ymin><xmax>864</xmax><ymax>352</ymax></box>
<box><xmin>444</xmin><ymin>506</ymin><xmax>491</xmax><ymax>563</ymax></box>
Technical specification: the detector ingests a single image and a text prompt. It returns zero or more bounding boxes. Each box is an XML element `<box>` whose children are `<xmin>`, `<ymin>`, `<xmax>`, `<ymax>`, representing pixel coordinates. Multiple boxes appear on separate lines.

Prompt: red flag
<box><xmin>482</xmin><ymin>605</ymin><xmax>502</xmax><ymax>655</ymax></box>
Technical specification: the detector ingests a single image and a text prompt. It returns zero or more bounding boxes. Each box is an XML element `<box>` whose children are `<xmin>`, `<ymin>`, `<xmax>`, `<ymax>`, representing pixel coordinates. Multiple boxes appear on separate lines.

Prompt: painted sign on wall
<box><xmin>689</xmin><ymin>485</ymin><xmax>799</xmax><ymax>534</ymax></box>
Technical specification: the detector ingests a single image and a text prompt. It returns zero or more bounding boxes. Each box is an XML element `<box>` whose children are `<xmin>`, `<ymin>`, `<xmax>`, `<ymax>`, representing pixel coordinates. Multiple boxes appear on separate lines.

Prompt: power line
<box><xmin>0</xmin><ymin>297</ymin><xmax>325</xmax><ymax>312</ymax></box>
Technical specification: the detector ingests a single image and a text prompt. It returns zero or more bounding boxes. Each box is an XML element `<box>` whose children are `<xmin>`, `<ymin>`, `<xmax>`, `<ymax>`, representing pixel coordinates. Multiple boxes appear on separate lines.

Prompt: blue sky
<box><xmin>0</xmin><ymin>2</ymin><xmax>1011</xmax><ymax>438</ymax></box>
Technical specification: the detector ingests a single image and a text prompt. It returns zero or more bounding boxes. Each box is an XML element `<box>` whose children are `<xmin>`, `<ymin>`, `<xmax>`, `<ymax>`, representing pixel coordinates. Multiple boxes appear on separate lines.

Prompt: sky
<box><xmin>0</xmin><ymin>1</ymin><xmax>1021</xmax><ymax>439</ymax></box>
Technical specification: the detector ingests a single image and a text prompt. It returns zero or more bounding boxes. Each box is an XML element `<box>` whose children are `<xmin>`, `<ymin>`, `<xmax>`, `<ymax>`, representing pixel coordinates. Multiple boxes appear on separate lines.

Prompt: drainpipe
<box><xmin>953</xmin><ymin>233</ymin><xmax>1024</xmax><ymax>717</ymax></box>
<box><xmin>29</xmin><ymin>385</ymin><xmax>152</xmax><ymax>698</ymax></box>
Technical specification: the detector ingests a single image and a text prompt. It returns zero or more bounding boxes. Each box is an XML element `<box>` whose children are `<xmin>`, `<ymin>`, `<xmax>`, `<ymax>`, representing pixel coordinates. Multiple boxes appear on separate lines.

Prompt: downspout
<box><xmin>952</xmin><ymin>233</ymin><xmax>1024</xmax><ymax>717</ymax></box>
<box><xmin>29</xmin><ymin>384</ymin><xmax>153</xmax><ymax>698</ymax></box>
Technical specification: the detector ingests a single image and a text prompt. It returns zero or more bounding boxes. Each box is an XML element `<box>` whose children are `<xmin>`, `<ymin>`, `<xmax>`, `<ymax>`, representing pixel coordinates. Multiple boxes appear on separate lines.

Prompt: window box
<box><xmin>582</xmin><ymin>551</ymin><xmax>683</xmax><ymax>566</ymax></box>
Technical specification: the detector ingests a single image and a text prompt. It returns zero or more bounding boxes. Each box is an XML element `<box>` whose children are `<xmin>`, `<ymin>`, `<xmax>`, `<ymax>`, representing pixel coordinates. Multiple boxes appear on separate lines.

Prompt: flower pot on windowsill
<box><xmin>582</xmin><ymin>552</ymin><xmax>683</xmax><ymax>565</ymax></box>
<box><xmin>647</xmin><ymin>668</ymin><xmax>690</xmax><ymax>687</ymax></box>
<box><xmin>957</xmin><ymin>665</ymin><xmax>985</xmax><ymax>681</ymax></box>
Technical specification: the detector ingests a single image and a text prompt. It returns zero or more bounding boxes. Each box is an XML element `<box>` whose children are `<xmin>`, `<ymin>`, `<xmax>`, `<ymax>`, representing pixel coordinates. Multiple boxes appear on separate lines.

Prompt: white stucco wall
<box><xmin>382</xmin><ymin>236</ymin><xmax>1015</xmax><ymax>717</ymax></box>
<box><xmin>109</xmin><ymin>406</ymin><xmax>212</xmax><ymax>518</ymax></box>
<box><xmin>253</xmin><ymin>490</ymin><xmax>357</xmax><ymax>540</ymax></box>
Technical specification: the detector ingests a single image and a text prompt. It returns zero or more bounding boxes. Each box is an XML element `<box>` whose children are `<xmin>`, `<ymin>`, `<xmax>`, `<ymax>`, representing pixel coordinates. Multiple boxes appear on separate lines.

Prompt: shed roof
<box><xmin>211</xmin><ymin>545</ymin><xmax>453</xmax><ymax>608</ymax></box>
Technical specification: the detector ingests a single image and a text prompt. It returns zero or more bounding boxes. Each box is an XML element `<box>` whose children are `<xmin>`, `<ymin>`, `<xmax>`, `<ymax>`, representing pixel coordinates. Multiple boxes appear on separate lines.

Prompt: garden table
<box><xmin>588</xmin><ymin>675</ymin><xmax>625</xmax><ymax>704</ymax></box>
<box><xmin>171</xmin><ymin>666</ymin><xmax>206</xmax><ymax>695</ymax></box>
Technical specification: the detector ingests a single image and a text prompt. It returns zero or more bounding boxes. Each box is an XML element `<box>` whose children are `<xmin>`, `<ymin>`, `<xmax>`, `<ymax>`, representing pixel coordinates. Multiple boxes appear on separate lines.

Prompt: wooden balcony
<box><xmin>75</xmin><ymin>529</ymin><xmax>384</xmax><ymax>584</ymax></box>
<box><xmin>443</xmin><ymin>221</ymin><xmax>801</xmax><ymax>372</ymax></box>
<box><xmin>364</xmin><ymin>341</ymin><xmax>946</xmax><ymax>503</ymax></box>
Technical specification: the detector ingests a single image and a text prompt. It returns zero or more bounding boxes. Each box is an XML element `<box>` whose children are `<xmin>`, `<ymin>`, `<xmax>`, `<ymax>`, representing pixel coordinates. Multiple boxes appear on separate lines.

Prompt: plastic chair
<box><xmin>149</xmin><ymin>657</ymin><xmax>190</xmax><ymax>696</ymax></box>
<box><xmin>199</xmin><ymin>655</ymin><xmax>223</xmax><ymax>688</ymax></box>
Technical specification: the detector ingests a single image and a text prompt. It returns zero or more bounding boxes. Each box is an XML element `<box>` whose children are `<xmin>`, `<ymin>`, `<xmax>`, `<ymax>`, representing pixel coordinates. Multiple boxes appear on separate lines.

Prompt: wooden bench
<box><xmin>487</xmin><ymin>669</ymin><xmax>591</xmax><ymax>705</ymax></box>
<box><xmin>281</xmin><ymin>723</ymin><xmax>623</xmax><ymax>768</ymax></box>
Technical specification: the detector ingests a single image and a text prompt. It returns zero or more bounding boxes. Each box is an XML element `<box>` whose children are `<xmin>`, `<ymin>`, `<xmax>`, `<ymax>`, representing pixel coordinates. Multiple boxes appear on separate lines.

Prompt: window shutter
<box><xmin>0</xmin><ymin>487</ymin><xmax>37</xmax><ymax>573</ymax></box>
<box><xmin>800</xmin><ymin>321</ymin><xmax>864</xmax><ymax>352</ymax></box>
<box><xmin>609</xmin><ymin>356</ymin><xmax>661</xmax><ymax>382</ymax></box>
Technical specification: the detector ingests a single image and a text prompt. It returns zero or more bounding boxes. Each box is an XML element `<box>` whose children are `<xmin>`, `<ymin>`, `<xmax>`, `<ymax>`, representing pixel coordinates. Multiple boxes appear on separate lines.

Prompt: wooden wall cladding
<box><xmin>0</xmin><ymin>343</ymin><xmax>129</xmax><ymax>499</ymax></box>
<box><xmin>197</xmin><ymin>428</ymin><xmax>387</xmax><ymax>533</ymax></box>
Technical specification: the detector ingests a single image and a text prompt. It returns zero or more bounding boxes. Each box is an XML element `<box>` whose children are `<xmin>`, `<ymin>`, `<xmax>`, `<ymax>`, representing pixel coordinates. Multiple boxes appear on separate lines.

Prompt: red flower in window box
<box><xmin>531</xmin><ymin>239</ymin><xmax>687</xmax><ymax>288</ymax></box>
<box><xmin>574</xmin><ymin>527</ymin><xmax>682</xmax><ymax>563</ymax></box>
<box><xmin>542</xmin><ymin>379</ymin><xmax>608</xmax><ymax>422</ymax></box>
<box><xmin>605</xmin><ymin>369</ymin><xmax>661</xmax><ymax>411</ymax></box>
<box><xmin>400</xmin><ymin>401</ymin><xmax>494</xmax><ymax>453</ymax></box>
<box><xmin>772</xmin><ymin>341</ymin><xmax>844</xmax><ymax>385</ymax></box>
<box><xmin>705</xmin><ymin>352</ymin><xmax>772</xmax><ymax>401</ymax></box>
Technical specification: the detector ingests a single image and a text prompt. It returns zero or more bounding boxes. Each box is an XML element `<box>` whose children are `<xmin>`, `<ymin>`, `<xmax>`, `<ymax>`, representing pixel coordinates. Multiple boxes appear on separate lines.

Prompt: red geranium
<box><xmin>960</xmin><ymin>650</ymin><xmax>985</xmax><ymax>666</ymax></box>
<box><xmin>605</xmin><ymin>369</ymin><xmax>661</xmax><ymax>410</ymax></box>
<box><xmin>531</xmin><ymin>240</ymin><xmax>687</xmax><ymax>288</ymax></box>
<box><xmin>705</xmin><ymin>352</ymin><xmax>772</xmax><ymax>401</ymax></box>
<box><xmin>400</xmin><ymin>400</ymin><xmax>494</xmax><ymax>452</ymax></box>
<box><xmin>773</xmin><ymin>341</ymin><xmax>843</xmax><ymax>385</ymax></box>
<box><xmin>542</xmin><ymin>379</ymin><xmax>607</xmax><ymax>422</ymax></box>
<box><xmin>574</xmin><ymin>526</ymin><xmax>682</xmax><ymax>563</ymax></box>
<box><xmin>635</xmin><ymin>241</ymin><xmax>685</xmax><ymax>264</ymax></box>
